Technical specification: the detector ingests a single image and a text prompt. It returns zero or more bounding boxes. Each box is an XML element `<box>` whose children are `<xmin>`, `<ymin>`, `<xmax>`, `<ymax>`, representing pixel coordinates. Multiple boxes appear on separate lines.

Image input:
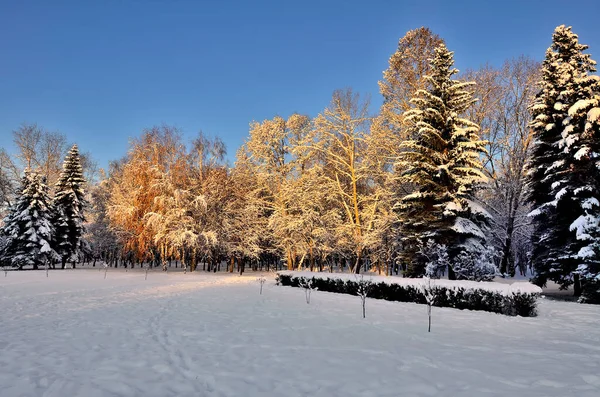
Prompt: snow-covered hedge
<box><xmin>276</xmin><ymin>271</ymin><xmax>542</xmax><ymax>317</ymax></box>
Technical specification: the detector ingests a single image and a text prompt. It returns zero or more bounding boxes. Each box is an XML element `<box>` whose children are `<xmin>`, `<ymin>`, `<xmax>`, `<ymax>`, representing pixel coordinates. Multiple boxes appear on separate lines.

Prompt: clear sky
<box><xmin>1</xmin><ymin>0</ymin><xmax>599</xmax><ymax>170</ymax></box>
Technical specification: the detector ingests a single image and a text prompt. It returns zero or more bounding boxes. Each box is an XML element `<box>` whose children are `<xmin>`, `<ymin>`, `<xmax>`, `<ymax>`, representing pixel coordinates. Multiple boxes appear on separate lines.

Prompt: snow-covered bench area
<box><xmin>277</xmin><ymin>271</ymin><xmax>543</xmax><ymax>296</ymax></box>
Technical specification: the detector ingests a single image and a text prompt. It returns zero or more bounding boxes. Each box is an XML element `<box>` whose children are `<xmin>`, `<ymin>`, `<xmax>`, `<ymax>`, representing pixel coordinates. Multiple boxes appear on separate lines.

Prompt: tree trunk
<box><xmin>353</xmin><ymin>255</ymin><xmax>361</xmax><ymax>274</ymax></box>
<box><xmin>574</xmin><ymin>273</ymin><xmax>582</xmax><ymax>297</ymax></box>
<box><xmin>448</xmin><ymin>264</ymin><xmax>456</xmax><ymax>280</ymax></box>
<box><xmin>500</xmin><ymin>203</ymin><xmax>516</xmax><ymax>275</ymax></box>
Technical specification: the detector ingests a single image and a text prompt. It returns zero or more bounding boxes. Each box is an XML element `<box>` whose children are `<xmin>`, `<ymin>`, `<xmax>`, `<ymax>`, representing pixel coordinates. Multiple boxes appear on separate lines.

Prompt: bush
<box><xmin>579</xmin><ymin>280</ymin><xmax>600</xmax><ymax>304</ymax></box>
<box><xmin>452</xmin><ymin>246</ymin><xmax>498</xmax><ymax>282</ymax></box>
<box><xmin>275</xmin><ymin>273</ymin><xmax>540</xmax><ymax>317</ymax></box>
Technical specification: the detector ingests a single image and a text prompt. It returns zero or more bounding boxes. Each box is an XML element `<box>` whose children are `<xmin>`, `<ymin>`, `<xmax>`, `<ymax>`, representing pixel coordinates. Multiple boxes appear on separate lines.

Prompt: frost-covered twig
<box><xmin>355</xmin><ymin>275</ymin><xmax>373</xmax><ymax>318</ymax></box>
<box><xmin>298</xmin><ymin>278</ymin><xmax>317</xmax><ymax>304</ymax></box>
<box><xmin>257</xmin><ymin>275</ymin><xmax>266</xmax><ymax>294</ymax></box>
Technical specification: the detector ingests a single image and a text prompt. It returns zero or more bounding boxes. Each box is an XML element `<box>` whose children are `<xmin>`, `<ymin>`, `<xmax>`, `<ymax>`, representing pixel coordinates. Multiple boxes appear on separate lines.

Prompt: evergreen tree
<box><xmin>395</xmin><ymin>44</ymin><xmax>490</xmax><ymax>278</ymax></box>
<box><xmin>52</xmin><ymin>144</ymin><xmax>87</xmax><ymax>268</ymax></box>
<box><xmin>527</xmin><ymin>26</ymin><xmax>599</xmax><ymax>292</ymax></box>
<box><xmin>0</xmin><ymin>169</ymin><xmax>58</xmax><ymax>269</ymax></box>
<box><xmin>557</xmin><ymin>27</ymin><xmax>600</xmax><ymax>301</ymax></box>
<box><xmin>566</xmin><ymin>94</ymin><xmax>600</xmax><ymax>302</ymax></box>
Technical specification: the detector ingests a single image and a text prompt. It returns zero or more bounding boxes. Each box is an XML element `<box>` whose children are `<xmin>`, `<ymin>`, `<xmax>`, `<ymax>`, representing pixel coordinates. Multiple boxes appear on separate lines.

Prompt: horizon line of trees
<box><xmin>1</xmin><ymin>26</ymin><xmax>599</xmax><ymax>302</ymax></box>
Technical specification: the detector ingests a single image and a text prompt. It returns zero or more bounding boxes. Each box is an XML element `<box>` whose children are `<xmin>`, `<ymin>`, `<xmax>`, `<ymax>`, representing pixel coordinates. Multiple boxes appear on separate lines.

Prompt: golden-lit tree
<box><xmin>107</xmin><ymin>126</ymin><xmax>189</xmax><ymax>266</ymax></box>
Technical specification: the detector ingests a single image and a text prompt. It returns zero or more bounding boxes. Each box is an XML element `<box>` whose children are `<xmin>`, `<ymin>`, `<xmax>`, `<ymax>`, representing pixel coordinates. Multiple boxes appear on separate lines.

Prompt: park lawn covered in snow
<box><xmin>1</xmin><ymin>269</ymin><xmax>599</xmax><ymax>397</ymax></box>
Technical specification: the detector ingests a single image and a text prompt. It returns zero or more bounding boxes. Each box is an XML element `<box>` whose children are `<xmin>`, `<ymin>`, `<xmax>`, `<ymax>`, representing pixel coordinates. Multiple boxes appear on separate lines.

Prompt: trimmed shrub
<box><xmin>276</xmin><ymin>273</ymin><xmax>540</xmax><ymax>317</ymax></box>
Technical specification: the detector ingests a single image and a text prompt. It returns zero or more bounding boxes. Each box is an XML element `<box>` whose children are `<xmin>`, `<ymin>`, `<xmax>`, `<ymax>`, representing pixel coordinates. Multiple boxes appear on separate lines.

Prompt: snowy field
<box><xmin>1</xmin><ymin>269</ymin><xmax>599</xmax><ymax>397</ymax></box>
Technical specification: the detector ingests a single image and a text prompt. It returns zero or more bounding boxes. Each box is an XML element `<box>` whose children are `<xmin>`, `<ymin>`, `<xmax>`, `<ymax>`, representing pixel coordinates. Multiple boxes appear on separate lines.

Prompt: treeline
<box><xmin>1</xmin><ymin>26</ymin><xmax>599</xmax><ymax>301</ymax></box>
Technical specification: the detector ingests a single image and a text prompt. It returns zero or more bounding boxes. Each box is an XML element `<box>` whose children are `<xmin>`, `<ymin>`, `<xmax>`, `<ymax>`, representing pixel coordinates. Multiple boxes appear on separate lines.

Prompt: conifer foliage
<box><xmin>52</xmin><ymin>144</ymin><xmax>88</xmax><ymax>268</ymax></box>
<box><xmin>527</xmin><ymin>26</ymin><xmax>600</xmax><ymax>297</ymax></box>
<box><xmin>396</xmin><ymin>44</ymin><xmax>490</xmax><ymax>278</ymax></box>
<box><xmin>0</xmin><ymin>170</ymin><xmax>58</xmax><ymax>269</ymax></box>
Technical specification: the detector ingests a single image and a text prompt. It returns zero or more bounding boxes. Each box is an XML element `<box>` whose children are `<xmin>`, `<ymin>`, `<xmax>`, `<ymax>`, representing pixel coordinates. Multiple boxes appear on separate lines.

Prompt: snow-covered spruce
<box><xmin>51</xmin><ymin>144</ymin><xmax>88</xmax><ymax>269</ymax></box>
<box><xmin>395</xmin><ymin>44</ymin><xmax>491</xmax><ymax>279</ymax></box>
<box><xmin>526</xmin><ymin>25</ymin><xmax>600</xmax><ymax>299</ymax></box>
<box><xmin>565</xmin><ymin>94</ymin><xmax>600</xmax><ymax>303</ymax></box>
<box><xmin>276</xmin><ymin>271</ymin><xmax>541</xmax><ymax>317</ymax></box>
<box><xmin>0</xmin><ymin>170</ymin><xmax>59</xmax><ymax>270</ymax></box>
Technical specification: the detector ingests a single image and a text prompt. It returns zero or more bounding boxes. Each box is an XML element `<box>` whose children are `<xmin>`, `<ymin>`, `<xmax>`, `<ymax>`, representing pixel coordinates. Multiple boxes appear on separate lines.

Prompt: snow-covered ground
<box><xmin>1</xmin><ymin>269</ymin><xmax>599</xmax><ymax>397</ymax></box>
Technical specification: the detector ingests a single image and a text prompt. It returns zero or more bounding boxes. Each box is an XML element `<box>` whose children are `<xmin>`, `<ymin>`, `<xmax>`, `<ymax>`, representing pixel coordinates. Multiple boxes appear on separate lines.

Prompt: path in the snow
<box><xmin>0</xmin><ymin>269</ymin><xmax>599</xmax><ymax>397</ymax></box>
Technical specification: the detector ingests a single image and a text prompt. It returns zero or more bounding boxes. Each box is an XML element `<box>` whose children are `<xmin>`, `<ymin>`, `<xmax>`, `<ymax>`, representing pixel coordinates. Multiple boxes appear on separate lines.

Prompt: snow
<box><xmin>451</xmin><ymin>216</ymin><xmax>486</xmax><ymax>239</ymax></box>
<box><xmin>1</xmin><ymin>269</ymin><xmax>599</xmax><ymax>397</ymax></box>
<box><xmin>555</xmin><ymin>187</ymin><xmax>567</xmax><ymax>200</ymax></box>
<box><xmin>568</xmin><ymin>99</ymin><xmax>593</xmax><ymax>116</ymax></box>
<box><xmin>442</xmin><ymin>200</ymin><xmax>460</xmax><ymax>216</ymax></box>
<box><xmin>588</xmin><ymin>107</ymin><xmax>600</xmax><ymax>123</ymax></box>
<box><xmin>574</xmin><ymin>147</ymin><xmax>590</xmax><ymax>160</ymax></box>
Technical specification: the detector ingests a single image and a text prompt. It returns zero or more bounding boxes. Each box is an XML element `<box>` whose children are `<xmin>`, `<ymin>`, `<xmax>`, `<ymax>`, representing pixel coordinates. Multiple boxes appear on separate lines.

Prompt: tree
<box><xmin>556</xmin><ymin>34</ymin><xmax>600</xmax><ymax>301</ymax></box>
<box><xmin>378</xmin><ymin>27</ymin><xmax>445</xmax><ymax>140</ymax></box>
<box><xmin>0</xmin><ymin>149</ymin><xmax>19</xmax><ymax>210</ymax></box>
<box><xmin>242</xmin><ymin>114</ymin><xmax>312</xmax><ymax>270</ymax></box>
<box><xmin>13</xmin><ymin>124</ymin><xmax>42</xmax><ymax>169</ymax></box>
<box><xmin>52</xmin><ymin>144</ymin><xmax>88</xmax><ymax>268</ymax></box>
<box><xmin>309</xmin><ymin>89</ymin><xmax>377</xmax><ymax>273</ymax></box>
<box><xmin>12</xmin><ymin>124</ymin><xmax>69</xmax><ymax>189</ymax></box>
<box><xmin>465</xmin><ymin>57</ymin><xmax>541</xmax><ymax>276</ymax></box>
<box><xmin>185</xmin><ymin>133</ymin><xmax>230</xmax><ymax>271</ymax></box>
<box><xmin>566</xmin><ymin>94</ymin><xmax>600</xmax><ymax>302</ymax></box>
<box><xmin>526</xmin><ymin>26</ymin><xmax>599</xmax><ymax>291</ymax></box>
<box><xmin>395</xmin><ymin>44</ymin><xmax>490</xmax><ymax>278</ymax></box>
<box><xmin>1</xmin><ymin>170</ymin><xmax>58</xmax><ymax>269</ymax></box>
<box><xmin>225</xmin><ymin>149</ymin><xmax>270</xmax><ymax>273</ymax></box>
<box><xmin>85</xmin><ymin>175</ymin><xmax>119</xmax><ymax>266</ymax></box>
<box><xmin>107</xmin><ymin>126</ymin><xmax>188</xmax><ymax>268</ymax></box>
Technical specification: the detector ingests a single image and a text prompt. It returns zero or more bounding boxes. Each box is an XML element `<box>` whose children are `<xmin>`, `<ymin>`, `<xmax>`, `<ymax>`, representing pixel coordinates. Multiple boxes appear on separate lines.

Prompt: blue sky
<box><xmin>1</xmin><ymin>0</ymin><xmax>599</xmax><ymax>170</ymax></box>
